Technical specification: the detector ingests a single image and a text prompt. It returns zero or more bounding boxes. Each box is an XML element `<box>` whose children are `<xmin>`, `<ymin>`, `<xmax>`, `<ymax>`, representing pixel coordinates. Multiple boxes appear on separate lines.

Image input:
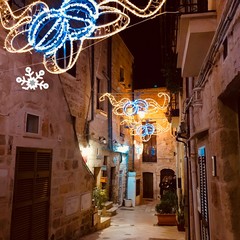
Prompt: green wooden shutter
<box><xmin>11</xmin><ymin>148</ymin><xmax>52</xmax><ymax>240</ymax></box>
<box><xmin>198</xmin><ymin>147</ymin><xmax>210</xmax><ymax>240</ymax></box>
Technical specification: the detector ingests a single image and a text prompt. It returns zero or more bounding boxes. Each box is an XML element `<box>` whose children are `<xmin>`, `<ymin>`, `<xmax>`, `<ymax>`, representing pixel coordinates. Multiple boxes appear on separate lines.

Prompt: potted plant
<box><xmin>155</xmin><ymin>191</ymin><xmax>177</xmax><ymax>226</ymax></box>
<box><xmin>176</xmin><ymin>197</ymin><xmax>185</xmax><ymax>231</ymax></box>
<box><xmin>93</xmin><ymin>187</ymin><xmax>108</xmax><ymax>210</ymax></box>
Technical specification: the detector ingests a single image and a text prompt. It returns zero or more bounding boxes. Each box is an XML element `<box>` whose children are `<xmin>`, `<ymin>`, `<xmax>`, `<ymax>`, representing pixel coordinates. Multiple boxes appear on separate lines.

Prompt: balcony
<box><xmin>177</xmin><ymin>1</ymin><xmax>217</xmax><ymax>77</ymax></box>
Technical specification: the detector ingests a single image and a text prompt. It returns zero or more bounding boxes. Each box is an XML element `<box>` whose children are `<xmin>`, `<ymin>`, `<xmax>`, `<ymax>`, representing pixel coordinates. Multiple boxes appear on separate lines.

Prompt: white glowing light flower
<box><xmin>0</xmin><ymin>0</ymin><xmax>166</xmax><ymax>74</ymax></box>
<box><xmin>16</xmin><ymin>67</ymin><xmax>48</xmax><ymax>90</ymax></box>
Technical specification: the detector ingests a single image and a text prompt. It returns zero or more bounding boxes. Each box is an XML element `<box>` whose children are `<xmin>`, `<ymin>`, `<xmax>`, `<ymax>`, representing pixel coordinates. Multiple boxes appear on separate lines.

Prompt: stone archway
<box><xmin>159</xmin><ymin>168</ymin><xmax>176</xmax><ymax>197</ymax></box>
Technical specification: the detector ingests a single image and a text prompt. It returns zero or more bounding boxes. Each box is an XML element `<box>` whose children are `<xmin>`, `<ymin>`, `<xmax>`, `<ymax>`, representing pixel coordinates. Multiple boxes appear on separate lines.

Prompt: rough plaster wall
<box><xmin>192</xmin><ymin>6</ymin><xmax>240</xmax><ymax>240</ymax></box>
<box><xmin>134</xmin><ymin>88</ymin><xmax>176</xmax><ymax>199</ymax></box>
<box><xmin>0</xmin><ymin>36</ymin><xmax>94</xmax><ymax>239</ymax></box>
<box><xmin>112</xmin><ymin>34</ymin><xmax>134</xmax><ymax>91</ymax></box>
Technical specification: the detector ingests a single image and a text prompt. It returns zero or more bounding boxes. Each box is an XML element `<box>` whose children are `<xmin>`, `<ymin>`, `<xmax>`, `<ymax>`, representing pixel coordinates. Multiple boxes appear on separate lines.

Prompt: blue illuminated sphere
<box><xmin>123</xmin><ymin>99</ymin><xmax>148</xmax><ymax>116</ymax></box>
<box><xmin>27</xmin><ymin>0</ymin><xmax>99</xmax><ymax>54</ymax></box>
<box><xmin>137</xmin><ymin>123</ymin><xmax>155</xmax><ymax>137</ymax></box>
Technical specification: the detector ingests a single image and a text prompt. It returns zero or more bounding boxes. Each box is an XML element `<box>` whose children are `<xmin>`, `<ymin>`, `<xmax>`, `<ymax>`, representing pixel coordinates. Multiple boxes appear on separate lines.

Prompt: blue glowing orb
<box><xmin>28</xmin><ymin>0</ymin><xmax>99</xmax><ymax>54</ymax></box>
<box><xmin>137</xmin><ymin>123</ymin><xmax>155</xmax><ymax>137</ymax></box>
<box><xmin>123</xmin><ymin>99</ymin><xmax>148</xmax><ymax>116</ymax></box>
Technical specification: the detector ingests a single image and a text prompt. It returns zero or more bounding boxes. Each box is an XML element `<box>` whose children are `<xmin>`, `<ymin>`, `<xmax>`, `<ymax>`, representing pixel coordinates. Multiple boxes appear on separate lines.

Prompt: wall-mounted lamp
<box><xmin>211</xmin><ymin>155</ymin><xmax>217</xmax><ymax>176</ymax></box>
<box><xmin>99</xmin><ymin>136</ymin><xmax>107</xmax><ymax>144</ymax></box>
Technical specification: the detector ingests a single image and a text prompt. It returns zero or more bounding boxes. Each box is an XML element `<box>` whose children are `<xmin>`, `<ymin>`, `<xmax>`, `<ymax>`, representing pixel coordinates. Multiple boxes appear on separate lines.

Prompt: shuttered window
<box><xmin>198</xmin><ymin>147</ymin><xmax>210</xmax><ymax>240</ymax></box>
<box><xmin>142</xmin><ymin>132</ymin><xmax>157</xmax><ymax>162</ymax></box>
<box><xmin>11</xmin><ymin>148</ymin><xmax>52</xmax><ymax>240</ymax></box>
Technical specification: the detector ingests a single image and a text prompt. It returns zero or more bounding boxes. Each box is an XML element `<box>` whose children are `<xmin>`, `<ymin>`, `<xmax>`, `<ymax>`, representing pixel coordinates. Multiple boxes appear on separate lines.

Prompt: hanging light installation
<box><xmin>99</xmin><ymin>92</ymin><xmax>170</xmax><ymax>116</ymax></box>
<box><xmin>0</xmin><ymin>0</ymin><xmax>166</xmax><ymax>74</ymax></box>
<box><xmin>99</xmin><ymin>92</ymin><xmax>170</xmax><ymax>141</ymax></box>
<box><xmin>120</xmin><ymin>118</ymin><xmax>170</xmax><ymax>142</ymax></box>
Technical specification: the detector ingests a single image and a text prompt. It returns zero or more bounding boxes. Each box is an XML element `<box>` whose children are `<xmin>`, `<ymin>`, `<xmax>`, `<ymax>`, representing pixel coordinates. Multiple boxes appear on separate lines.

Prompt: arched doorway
<box><xmin>159</xmin><ymin>169</ymin><xmax>176</xmax><ymax>197</ymax></box>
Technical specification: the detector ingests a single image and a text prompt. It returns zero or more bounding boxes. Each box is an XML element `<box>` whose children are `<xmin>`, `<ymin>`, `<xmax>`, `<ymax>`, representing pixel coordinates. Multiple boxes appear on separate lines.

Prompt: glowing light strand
<box><xmin>0</xmin><ymin>0</ymin><xmax>166</xmax><ymax>74</ymax></box>
<box><xmin>99</xmin><ymin>92</ymin><xmax>170</xmax><ymax>116</ymax></box>
<box><xmin>120</xmin><ymin>116</ymin><xmax>170</xmax><ymax>142</ymax></box>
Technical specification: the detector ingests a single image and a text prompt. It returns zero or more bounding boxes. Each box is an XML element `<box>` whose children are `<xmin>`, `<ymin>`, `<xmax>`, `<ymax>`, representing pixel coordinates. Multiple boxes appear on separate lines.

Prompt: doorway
<box><xmin>143</xmin><ymin>172</ymin><xmax>153</xmax><ymax>198</ymax></box>
<box><xmin>160</xmin><ymin>169</ymin><xmax>176</xmax><ymax>198</ymax></box>
<box><xmin>11</xmin><ymin>147</ymin><xmax>52</xmax><ymax>240</ymax></box>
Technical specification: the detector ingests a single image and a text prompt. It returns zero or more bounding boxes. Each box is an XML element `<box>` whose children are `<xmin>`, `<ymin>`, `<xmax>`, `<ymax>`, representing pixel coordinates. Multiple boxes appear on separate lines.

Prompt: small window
<box><xmin>97</xmin><ymin>78</ymin><xmax>107</xmax><ymax>111</ymax></box>
<box><xmin>120</xmin><ymin>117</ymin><xmax>125</xmax><ymax>138</ymax></box>
<box><xmin>119</xmin><ymin>67</ymin><xmax>125</xmax><ymax>83</ymax></box>
<box><xmin>26</xmin><ymin>114</ymin><xmax>39</xmax><ymax>134</ymax></box>
<box><xmin>223</xmin><ymin>37</ymin><xmax>228</xmax><ymax>60</ymax></box>
<box><xmin>142</xmin><ymin>134</ymin><xmax>157</xmax><ymax>162</ymax></box>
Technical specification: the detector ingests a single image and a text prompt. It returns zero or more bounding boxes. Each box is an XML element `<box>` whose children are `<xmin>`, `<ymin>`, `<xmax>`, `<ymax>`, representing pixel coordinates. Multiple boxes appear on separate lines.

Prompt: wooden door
<box><xmin>11</xmin><ymin>147</ymin><xmax>52</xmax><ymax>240</ymax></box>
<box><xmin>143</xmin><ymin>172</ymin><xmax>153</xmax><ymax>198</ymax></box>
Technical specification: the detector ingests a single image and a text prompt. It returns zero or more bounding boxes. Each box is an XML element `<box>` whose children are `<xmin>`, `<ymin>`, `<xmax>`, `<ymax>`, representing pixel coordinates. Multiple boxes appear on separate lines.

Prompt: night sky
<box><xmin>120</xmin><ymin>16</ymin><xmax>165</xmax><ymax>90</ymax></box>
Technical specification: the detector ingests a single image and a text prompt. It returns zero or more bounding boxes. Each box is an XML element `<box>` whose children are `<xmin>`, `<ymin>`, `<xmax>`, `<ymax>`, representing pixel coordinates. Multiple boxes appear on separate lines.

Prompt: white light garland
<box><xmin>99</xmin><ymin>92</ymin><xmax>171</xmax><ymax>141</ymax></box>
<box><xmin>0</xmin><ymin>0</ymin><xmax>166</xmax><ymax>74</ymax></box>
<box><xmin>99</xmin><ymin>92</ymin><xmax>170</xmax><ymax>116</ymax></box>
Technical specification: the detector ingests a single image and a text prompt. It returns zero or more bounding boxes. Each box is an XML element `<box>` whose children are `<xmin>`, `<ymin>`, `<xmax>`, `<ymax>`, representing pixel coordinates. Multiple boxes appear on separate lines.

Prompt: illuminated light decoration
<box><xmin>99</xmin><ymin>92</ymin><xmax>170</xmax><ymax>116</ymax></box>
<box><xmin>0</xmin><ymin>0</ymin><xmax>166</xmax><ymax>74</ymax></box>
<box><xmin>136</xmin><ymin>122</ymin><xmax>155</xmax><ymax>137</ymax></box>
<box><xmin>123</xmin><ymin>99</ymin><xmax>148</xmax><ymax>116</ymax></box>
<box><xmin>16</xmin><ymin>67</ymin><xmax>48</xmax><ymax>90</ymax></box>
<box><xmin>120</xmin><ymin>118</ymin><xmax>170</xmax><ymax>142</ymax></box>
<box><xmin>134</xmin><ymin>141</ymin><xmax>143</xmax><ymax>157</ymax></box>
<box><xmin>27</xmin><ymin>0</ymin><xmax>99</xmax><ymax>55</ymax></box>
<box><xmin>113</xmin><ymin>143</ymin><xmax>130</xmax><ymax>153</ymax></box>
<box><xmin>0</xmin><ymin>1</ymin><xmax>49</xmax><ymax>53</ymax></box>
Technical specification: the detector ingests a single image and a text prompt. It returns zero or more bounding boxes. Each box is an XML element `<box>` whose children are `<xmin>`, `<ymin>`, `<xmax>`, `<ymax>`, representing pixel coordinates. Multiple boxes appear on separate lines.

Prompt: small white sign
<box><xmin>81</xmin><ymin>192</ymin><xmax>92</xmax><ymax>211</ymax></box>
<box><xmin>65</xmin><ymin>195</ymin><xmax>80</xmax><ymax>216</ymax></box>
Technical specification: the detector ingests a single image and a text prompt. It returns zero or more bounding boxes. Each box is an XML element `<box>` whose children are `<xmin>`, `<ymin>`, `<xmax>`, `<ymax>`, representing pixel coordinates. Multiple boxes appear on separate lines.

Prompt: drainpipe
<box><xmin>188</xmin><ymin>77</ymin><xmax>201</xmax><ymax>240</ymax></box>
<box><xmin>85</xmin><ymin>41</ymin><xmax>95</xmax><ymax>142</ymax></box>
<box><xmin>107</xmin><ymin>37</ymin><xmax>113</xmax><ymax>151</ymax></box>
<box><xmin>90</xmin><ymin>41</ymin><xmax>95</xmax><ymax>122</ymax></box>
<box><xmin>176</xmin><ymin>134</ymin><xmax>190</xmax><ymax>240</ymax></box>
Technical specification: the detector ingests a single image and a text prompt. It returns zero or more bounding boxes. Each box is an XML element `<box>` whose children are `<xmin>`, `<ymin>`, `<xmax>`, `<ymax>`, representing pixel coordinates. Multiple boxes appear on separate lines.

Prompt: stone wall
<box><xmin>134</xmin><ymin>88</ymin><xmax>176</xmax><ymax>200</ymax></box>
<box><xmin>187</xmin><ymin>3</ymin><xmax>240</xmax><ymax>240</ymax></box>
<box><xmin>0</xmin><ymin>30</ymin><xmax>94</xmax><ymax>239</ymax></box>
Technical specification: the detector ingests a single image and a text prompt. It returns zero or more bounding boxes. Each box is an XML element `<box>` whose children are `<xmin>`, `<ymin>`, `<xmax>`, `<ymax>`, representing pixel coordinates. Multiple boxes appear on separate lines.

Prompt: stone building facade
<box><xmin>133</xmin><ymin>88</ymin><xmax>177</xmax><ymax>201</ymax></box>
<box><xmin>176</xmin><ymin>0</ymin><xmax>240</xmax><ymax>239</ymax></box>
<box><xmin>72</xmin><ymin>34</ymin><xmax>134</xmax><ymax>206</ymax></box>
<box><xmin>0</xmin><ymin>36</ymin><xmax>96</xmax><ymax>240</ymax></box>
<box><xmin>0</xmin><ymin>5</ymin><xmax>134</xmax><ymax>238</ymax></box>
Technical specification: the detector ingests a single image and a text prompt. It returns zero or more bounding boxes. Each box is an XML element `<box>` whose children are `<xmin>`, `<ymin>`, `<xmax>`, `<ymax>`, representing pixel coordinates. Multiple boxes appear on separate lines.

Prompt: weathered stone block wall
<box><xmin>190</xmin><ymin>4</ymin><xmax>240</xmax><ymax>240</ymax></box>
<box><xmin>0</xmin><ymin>31</ymin><xmax>94</xmax><ymax>239</ymax></box>
<box><xmin>134</xmin><ymin>88</ymin><xmax>176</xmax><ymax>199</ymax></box>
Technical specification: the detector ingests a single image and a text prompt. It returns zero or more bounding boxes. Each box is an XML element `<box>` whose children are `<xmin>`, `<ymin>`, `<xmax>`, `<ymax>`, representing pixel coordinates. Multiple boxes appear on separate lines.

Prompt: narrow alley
<box><xmin>80</xmin><ymin>200</ymin><xmax>185</xmax><ymax>240</ymax></box>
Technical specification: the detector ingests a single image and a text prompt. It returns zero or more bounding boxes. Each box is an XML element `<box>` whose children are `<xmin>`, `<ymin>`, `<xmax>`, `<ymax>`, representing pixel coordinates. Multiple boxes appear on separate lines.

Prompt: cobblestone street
<box><xmin>80</xmin><ymin>200</ymin><xmax>185</xmax><ymax>240</ymax></box>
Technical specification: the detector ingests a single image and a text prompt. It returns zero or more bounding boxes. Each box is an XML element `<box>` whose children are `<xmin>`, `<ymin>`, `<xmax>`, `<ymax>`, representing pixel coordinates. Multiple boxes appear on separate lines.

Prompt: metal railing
<box><xmin>179</xmin><ymin>0</ymin><xmax>209</xmax><ymax>14</ymax></box>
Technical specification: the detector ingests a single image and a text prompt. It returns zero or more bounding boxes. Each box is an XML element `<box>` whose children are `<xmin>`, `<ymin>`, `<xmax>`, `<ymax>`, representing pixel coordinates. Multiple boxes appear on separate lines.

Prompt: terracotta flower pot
<box><xmin>155</xmin><ymin>213</ymin><xmax>177</xmax><ymax>226</ymax></box>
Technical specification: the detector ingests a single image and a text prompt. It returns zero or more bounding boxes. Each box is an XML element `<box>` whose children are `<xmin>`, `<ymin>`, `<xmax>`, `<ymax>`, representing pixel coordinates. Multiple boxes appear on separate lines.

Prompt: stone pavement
<box><xmin>80</xmin><ymin>200</ymin><xmax>185</xmax><ymax>240</ymax></box>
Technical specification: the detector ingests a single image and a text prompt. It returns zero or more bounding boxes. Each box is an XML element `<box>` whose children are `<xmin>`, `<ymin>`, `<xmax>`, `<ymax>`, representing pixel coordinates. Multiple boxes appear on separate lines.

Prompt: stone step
<box><xmin>97</xmin><ymin>217</ymin><xmax>111</xmax><ymax>230</ymax></box>
<box><xmin>105</xmin><ymin>206</ymin><xmax>118</xmax><ymax>216</ymax></box>
<box><xmin>104</xmin><ymin>201</ymin><xmax>113</xmax><ymax>210</ymax></box>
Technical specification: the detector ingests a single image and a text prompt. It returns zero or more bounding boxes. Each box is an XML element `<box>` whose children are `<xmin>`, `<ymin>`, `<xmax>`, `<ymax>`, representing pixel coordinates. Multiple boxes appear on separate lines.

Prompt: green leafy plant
<box><xmin>177</xmin><ymin>196</ymin><xmax>185</xmax><ymax>225</ymax></box>
<box><xmin>155</xmin><ymin>191</ymin><xmax>177</xmax><ymax>214</ymax></box>
<box><xmin>93</xmin><ymin>187</ymin><xmax>108</xmax><ymax>209</ymax></box>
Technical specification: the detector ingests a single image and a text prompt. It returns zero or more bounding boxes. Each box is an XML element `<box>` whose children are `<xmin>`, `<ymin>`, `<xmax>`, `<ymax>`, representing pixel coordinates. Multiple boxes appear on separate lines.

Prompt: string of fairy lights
<box><xmin>99</xmin><ymin>92</ymin><xmax>171</xmax><ymax>141</ymax></box>
<box><xmin>0</xmin><ymin>0</ymin><xmax>166</xmax><ymax>74</ymax></box>
<box><xmin>0</xmin><ymin>1</ymin><xmax>179</xmax><ymax>76</ymax></box>
<box><xmin>0</xmin><ymin>0</ymin><xmax>172</xmax><ymax>140</ymax></box>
